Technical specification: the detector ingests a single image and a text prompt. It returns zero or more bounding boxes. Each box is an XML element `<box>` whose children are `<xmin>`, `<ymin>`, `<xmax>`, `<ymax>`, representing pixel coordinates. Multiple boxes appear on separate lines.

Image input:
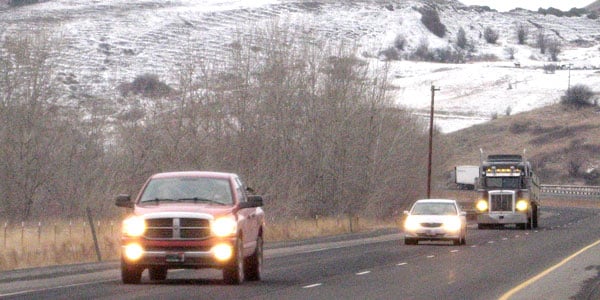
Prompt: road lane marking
<box><xmin>356</xmin><ymin>271</ymin><xmax>371</xmax><ymax>275</ymax></box>
<box><xmin>0</xmin><ymin>279</ymin><xmax>116</xmax><ymax>297</ymax></box>
<box><xmin>397</xmin><ymin>262</ymin><xmax>407</xmax><ymax>266</ymax></box>
<box><xmin>303</xmin><ymin>283</ymin><xmax>322</xmax><ymax>289</ymax></box>
<box><xmin>499</xmin><ymin>239</ymin><xmax>600</xmax><ymax>300</ymax></box>
<box><xmin>450</xmin><ymin>250</ymin><xmax>459</xmax><ymax>253</ymax></box>
<box><xmin>426</xmin><ymin>255</ymin><xmax>435</xmax><ymax>258</ymax></box>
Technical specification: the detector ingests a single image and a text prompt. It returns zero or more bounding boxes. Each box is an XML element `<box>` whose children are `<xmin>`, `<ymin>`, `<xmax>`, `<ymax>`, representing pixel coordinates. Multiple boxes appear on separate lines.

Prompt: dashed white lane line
<box><xmin>397</xmin><ymin>262</ymin><xmax>407</xmax><ymax>266</ymax></box>
<box><xmin>426</xmin><ymin>255</ymin><xmax>435</xmax><ymax>258</ymax></box>
<box><xmin>356</xmin><ymin>271</ymin><xmax>371</xmax><ymax>276</ymax></box>
<box><xmin>450</xmin><ymin>250</ymin><xmax>459</xmax><ymax>253</ymax></box>
<box><xmin>0</xmin><ymin>280</ymin><xmax>115</xmax><ymax>297</ymax></box>
<box><xmin>303</xmin><ymin>283</ymin><xmax>322</xmax><ymax>289</ymax></box>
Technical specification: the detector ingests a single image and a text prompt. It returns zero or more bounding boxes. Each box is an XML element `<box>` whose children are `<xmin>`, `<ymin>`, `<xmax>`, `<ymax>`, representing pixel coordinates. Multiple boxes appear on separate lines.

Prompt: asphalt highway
<box><xmin>1</xmin><ymin>206</ymin><xmax>599</xmax><ymax>300</ymax></box>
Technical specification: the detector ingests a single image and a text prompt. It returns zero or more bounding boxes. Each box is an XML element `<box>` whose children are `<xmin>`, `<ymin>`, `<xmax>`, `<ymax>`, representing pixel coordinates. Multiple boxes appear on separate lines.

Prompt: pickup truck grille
<box><xmin>420</xmin><ymin>223</ymin><xmax>442</xmax><ymax>228</ymax></box>
<box><xmin>145</xmin><ymin>218</ymin><xmax>211</xmax><ymax>240</ymax></box>
<box><xmin>490</xmin><ymin>194</ymin><xmax>513</xmax><ymax>212</ymax></box>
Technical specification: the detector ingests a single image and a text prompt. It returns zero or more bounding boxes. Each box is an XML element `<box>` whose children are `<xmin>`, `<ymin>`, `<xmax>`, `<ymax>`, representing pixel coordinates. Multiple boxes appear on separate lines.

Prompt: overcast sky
<box><xmin>459</xmin><ymin>0</ymin><xmax>595</xmax><ymax>12</ymax></box>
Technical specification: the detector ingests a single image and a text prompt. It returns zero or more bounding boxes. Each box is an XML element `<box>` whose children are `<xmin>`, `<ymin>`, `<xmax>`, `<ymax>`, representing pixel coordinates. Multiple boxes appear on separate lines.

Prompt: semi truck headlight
<box><xmin>404</xmin><ymin>217</ymin><xmax>420</xmax><ymax>231</ymax></box>
<box><xmin>516</xmin><ymin>200</ymin><xmax>529</xmax><ymax>211</ymax></box>
<box><xmin>212</xmin><ymin>243</ymin><xmax>233</xmax><ymax>261</ymax></box>
<box><xmin>476</xmin><ymin>200</ymin><xmax>488</xmax><ymax>212</ymax></box>
<box><xmin>123</xmin><ymin>216</ymin><xmax>146</xmax><ymax>237</ymax></box>
<box><xmin>124</xmin><ymin>243</ymin><xmax>144</xmax><ymax>261</ymax></box>
<box><xmin>212</xmin><ymin>216</ymin><xmax>237</xmax><ymax>237</ymax></box>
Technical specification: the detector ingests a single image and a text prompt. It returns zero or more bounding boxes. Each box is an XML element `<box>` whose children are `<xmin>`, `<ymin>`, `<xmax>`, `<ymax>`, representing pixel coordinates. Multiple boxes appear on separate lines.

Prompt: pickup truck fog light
<box><xmin>212</xmin><ymin>244</ymin><xmax>233</xmax><ymax>262</ymax></box>
<box><xmin>124</xmin><ymin>243</ymin><xmax>144</xmax><ymax>261</ymax></box>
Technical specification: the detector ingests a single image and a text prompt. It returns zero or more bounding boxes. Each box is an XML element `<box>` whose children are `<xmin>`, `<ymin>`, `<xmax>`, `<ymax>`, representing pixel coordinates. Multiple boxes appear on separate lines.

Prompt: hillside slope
<box><xmin>442</xmin><ymin>104</ymin><xmax>600</xmax><ymax>185</ymax></box>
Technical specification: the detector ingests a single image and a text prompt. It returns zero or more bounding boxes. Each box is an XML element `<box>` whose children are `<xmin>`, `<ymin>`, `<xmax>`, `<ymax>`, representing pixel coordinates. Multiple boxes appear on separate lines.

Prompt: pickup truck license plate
<box><xmin>166</xmin><ymin>253</ymin><xmax>184</xmax><ymax>263</ymax></box>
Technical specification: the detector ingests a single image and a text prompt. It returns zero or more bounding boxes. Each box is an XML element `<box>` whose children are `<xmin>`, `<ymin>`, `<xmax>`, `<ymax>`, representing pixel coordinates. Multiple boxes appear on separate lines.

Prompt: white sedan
<box><xmin>403</xmin><ymin>199</ymin><xmax>467</xmax><ymax>245</ymax></box>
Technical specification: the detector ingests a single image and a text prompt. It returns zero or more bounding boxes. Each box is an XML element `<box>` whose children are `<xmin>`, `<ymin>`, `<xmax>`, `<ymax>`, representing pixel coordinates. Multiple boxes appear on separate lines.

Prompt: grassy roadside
<box><xmin>0</xmin><ymin>216</ymin><xmax>401</xmax><ymax>271</ymax></box>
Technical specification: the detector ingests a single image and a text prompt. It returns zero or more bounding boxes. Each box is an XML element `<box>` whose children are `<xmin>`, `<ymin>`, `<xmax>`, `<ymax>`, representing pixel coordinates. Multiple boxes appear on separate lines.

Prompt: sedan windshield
<box><xmin>140</xmin><ymin>177</ymin><xmax>233</xmax><ymax>205</ymax></box>
<box><xmin>411</xmin><ymin>202</ymin><xmax>457</xmax><ymax>216</ymax></box>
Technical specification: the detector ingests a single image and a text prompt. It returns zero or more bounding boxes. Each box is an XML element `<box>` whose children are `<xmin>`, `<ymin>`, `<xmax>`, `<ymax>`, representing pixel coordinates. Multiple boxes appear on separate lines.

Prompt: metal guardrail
<box><xmin>541</xmin><ymin>185</ymin><xmax>600</xmax><ymax>198</ymax></box>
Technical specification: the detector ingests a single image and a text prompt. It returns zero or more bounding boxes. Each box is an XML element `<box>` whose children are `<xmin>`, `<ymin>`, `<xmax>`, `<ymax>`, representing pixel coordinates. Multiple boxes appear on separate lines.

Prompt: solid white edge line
<box><xmin>0</xmin><ymin>279</ymin><xmax>116</xmax><ymax>297</ymax></box>
<box><xmin>499</xmin><ymin>239</ymin><xmax>600</xmax><ymax>300</ymax></box>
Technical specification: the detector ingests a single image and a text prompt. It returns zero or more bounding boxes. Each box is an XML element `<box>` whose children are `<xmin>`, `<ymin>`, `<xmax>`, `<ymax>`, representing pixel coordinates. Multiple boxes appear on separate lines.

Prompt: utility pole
<box><xmin>427</xmin><ymin>85</ymin><xmax>440</xmax><ymax>199</ymax></box>
<box><xmin>567</xmin><ymin>63</ymin><xmax>573</xmax><ymax>91</ymax></box>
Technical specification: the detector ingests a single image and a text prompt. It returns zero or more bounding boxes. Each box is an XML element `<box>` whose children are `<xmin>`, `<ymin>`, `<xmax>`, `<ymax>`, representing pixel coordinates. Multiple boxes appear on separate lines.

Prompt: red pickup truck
<box><xmin>115</xmin><ymin>171</ymin><xmax>265</xmax><ymax>284</ymax></box>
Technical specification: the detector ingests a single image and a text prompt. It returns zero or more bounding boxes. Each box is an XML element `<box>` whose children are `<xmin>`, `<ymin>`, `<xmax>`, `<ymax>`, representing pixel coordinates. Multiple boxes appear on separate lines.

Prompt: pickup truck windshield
<box><xmin>140</xmin><ymin>177</ymin><xmax>233</xmax><ymax>205</ymax></box>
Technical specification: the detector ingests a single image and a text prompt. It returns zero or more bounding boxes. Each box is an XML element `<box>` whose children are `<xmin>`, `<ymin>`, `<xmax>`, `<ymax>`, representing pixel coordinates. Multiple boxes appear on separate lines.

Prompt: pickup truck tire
<box><xmin>223</xmin><ymin>237</ymin><xmax>245</xmax><ymax>285</ymax></box>
<box><xmin>121</xmin><ymin>260</ymin><xmax>143</xmax><ymax>284</ymax></box>
<box><xmin>244</xmin><ymin>235</ymin><xmax>263</xmax><ymax>281</ymax></box>
<box><xmin>149</xmin><ymin>267</ymin><xmax>167</xmax><ymax>281</ymax></box>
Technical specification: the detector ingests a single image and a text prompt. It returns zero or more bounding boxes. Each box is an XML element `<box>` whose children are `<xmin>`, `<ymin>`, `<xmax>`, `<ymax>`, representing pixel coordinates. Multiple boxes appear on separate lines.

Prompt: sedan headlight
<box><xmin>442</xmin><ymin>217</ymin><xmax>462</xmax><ymax>232</ymax></box>
<box><xmin>404</xmin><ymin>216</ymin><xmax>420</xmax><ymax>231</ymax></box>
<box><xmin>516</xmin><ymin>200</ymin><xmax>529</xmax><ymax>211</ymax></box>
<box><xmin>476</xmin><ymin>200</ymin><xmax>488</xmax><ymax>212</ymax></box>
<box><xmin>212</xmin><ymin>216</ymin><xmax>237</xmax><ymax>237</ymax></box>
<box><xmin>123</xmin><ymin>216</ymin><xmax>146</xmax><ymax>237</ymax></box>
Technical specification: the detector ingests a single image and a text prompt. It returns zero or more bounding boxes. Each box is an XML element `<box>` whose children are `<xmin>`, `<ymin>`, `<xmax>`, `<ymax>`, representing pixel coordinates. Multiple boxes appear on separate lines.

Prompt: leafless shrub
<box><xmin>484</xmin><ymin>27</ymin><xmax>499</xmax><ymax>44</ymax></box>
<box><xmin>547</xmin><ymin>39</ymin><xmax>561</xmax><ymax>61</ymax></box>
<box><xmin>516</xmin><ymin>24</ymin><xmax>528</xmax><ymax>45</ymax></box>
<box><xmin>419</xmin><ymin>7</ymin><xmax>446</xmax><ymax>38</ymax></box>
<box><xmin>561</xmin><ymin>84</ymin><xmax>595</xmax><ymax>107</ymax></box>
<box><xmin>543</xmin><ymin>64</ymin><xmax>557</xmax><ymax>74</ymax></box>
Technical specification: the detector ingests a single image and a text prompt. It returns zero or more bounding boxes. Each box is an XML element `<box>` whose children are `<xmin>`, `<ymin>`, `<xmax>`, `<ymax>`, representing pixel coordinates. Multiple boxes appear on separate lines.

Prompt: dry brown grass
<box><xmin>264</xmin><ymin>216</ymin><xmax>400</xmax><ymax>242</ymax></box>
<box><xmin>0</xmin><ymin>220</ymin><xmax>120</xmax><ymax>271</ymax></box>
<box><xmin>0</xmin><ymin>217</ymin><xmax>400</xmax><ymax>271</ymax></box>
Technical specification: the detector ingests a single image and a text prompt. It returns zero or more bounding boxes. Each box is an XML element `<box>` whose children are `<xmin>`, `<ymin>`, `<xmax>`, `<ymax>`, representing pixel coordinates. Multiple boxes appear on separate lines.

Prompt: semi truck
<box><xmin>455</xmin><ymin>165</ymin><xmax>479</xmax><ymax>190</ymax></box>
<box><xmin>475</xmin><ymin>152</ymin><xmax>540</xmax><ymax>230</ymax></box>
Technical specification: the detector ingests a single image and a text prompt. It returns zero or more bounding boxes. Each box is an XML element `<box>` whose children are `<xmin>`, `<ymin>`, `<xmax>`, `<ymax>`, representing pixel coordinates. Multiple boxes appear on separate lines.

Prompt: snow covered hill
<box><xmin>1</xmin><ymin>0</ymin><xmax>599</xmax><ymax>132</ymax></box>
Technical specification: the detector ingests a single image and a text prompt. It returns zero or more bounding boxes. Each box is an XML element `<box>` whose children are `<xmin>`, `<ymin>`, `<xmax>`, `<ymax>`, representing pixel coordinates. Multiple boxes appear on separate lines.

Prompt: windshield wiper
<box><xmin>141</xmin><ymin>198</ymin><xmax>176</xmax><ymax>204</ymax></box>
<box><xmin>177</xmin><ymin>197</ymin><xmax>226</xmax><ymax>205</ymax></box>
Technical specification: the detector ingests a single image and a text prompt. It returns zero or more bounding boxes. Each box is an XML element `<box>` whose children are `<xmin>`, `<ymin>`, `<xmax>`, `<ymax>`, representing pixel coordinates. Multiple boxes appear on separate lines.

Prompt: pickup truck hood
<box><xmin>134</xmin><ymin>202</ymin><xmax>235</xmax><ymax>218</ymax></box>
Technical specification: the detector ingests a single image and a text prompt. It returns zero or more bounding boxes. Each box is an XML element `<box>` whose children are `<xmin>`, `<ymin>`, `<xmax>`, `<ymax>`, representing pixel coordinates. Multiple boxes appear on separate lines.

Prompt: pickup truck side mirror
<box><xmin>115</xmin><ymin>194</ymin><xmax>134</xmax><ymax>208</ymax></box>
<box><xmin>239</xmin><ymin>195</ymin><xmax>264</xmax><ymax>209</ymax></box>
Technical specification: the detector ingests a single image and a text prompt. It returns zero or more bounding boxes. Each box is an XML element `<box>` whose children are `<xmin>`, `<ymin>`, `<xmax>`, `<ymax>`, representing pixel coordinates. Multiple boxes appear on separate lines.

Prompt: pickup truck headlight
<box><xmin>212</xmin><ymin>216</ymin><xmax>237</xmax><ymax>237</ymax></box>
<box><xmin>516</xmin><ymin>200</ymin><xmax>529</xmax><ymax>211</ymax></box>
<box><xmin>123</xmin><ymin>216</ymin><xmax>146</xmax><ymax>237</ymax></box>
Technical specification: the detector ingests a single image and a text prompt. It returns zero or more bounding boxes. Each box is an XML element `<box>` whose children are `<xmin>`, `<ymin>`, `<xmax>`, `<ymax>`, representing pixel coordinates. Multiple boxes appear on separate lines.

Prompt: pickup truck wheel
<box><xmin>244</xmin><ymin>236</ymin><xmax>263</xmax><ymax>281</ymax></box>
<box><xmin>149</xmin><ymin>267</ymin><xmax>167</xmax><ymax>281</ymax></box>
<box><xmin>223</xmin><ymin>238</ymin><xmax>244</xmax><ymax>285</ymax></box>
<box><xmin>121</xmin><ymin>260</ymin><xmax>143</xmax><ymax>284</ymax></box>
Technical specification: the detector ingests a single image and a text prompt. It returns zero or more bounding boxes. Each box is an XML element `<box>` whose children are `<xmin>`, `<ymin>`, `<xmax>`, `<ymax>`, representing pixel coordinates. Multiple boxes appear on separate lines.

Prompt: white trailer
<box><xmin>455</xmin><ymin>165</ymin><xmax>479</xmax><ymax>190</ymax></box>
